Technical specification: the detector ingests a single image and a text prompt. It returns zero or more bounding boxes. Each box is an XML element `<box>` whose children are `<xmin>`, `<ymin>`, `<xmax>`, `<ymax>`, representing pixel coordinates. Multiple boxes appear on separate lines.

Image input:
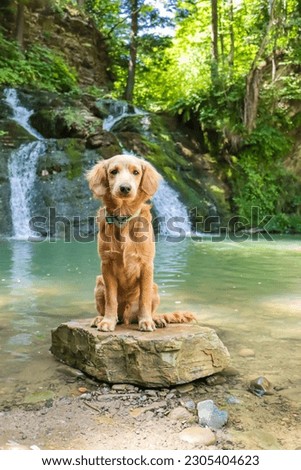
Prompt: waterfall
<box><xmin>3</xmin><ymin>88</ymin><xmax>43</xmax><ymax>140</ymax></box>
<box><xmin>8</xmin><ymin>141</ymin><xmax>46</xmax><ymax>240</ymax></box>
<box><xmin>152</xmin><ymin>180</ymin><xmax>191</xmax><ymax>235</ymax></box>
<box><xmin>102</xmin><ymin>100</ymin><xmax>192</xmax><ymax>235</ymax></box>
<box><xmin>102</xmin><ymin>100</ymin><xmax>144</xmax><ymax>132</ymax></box>
<box><xmin>3</xmin><ymin>88</ymin><xmax>46</xmax><ymax>240</ymax></box>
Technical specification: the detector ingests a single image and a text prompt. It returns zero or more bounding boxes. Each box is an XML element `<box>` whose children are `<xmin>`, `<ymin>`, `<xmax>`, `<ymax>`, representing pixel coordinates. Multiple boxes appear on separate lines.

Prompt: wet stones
<box><xmin>197</xmin><ymin>400</ymin><xmax>228</xmax><ymax>429</ymax></box>
<box><xmin>249</xmin><ymin>377</ymin><xmax>274</xmax><ymax>397</ymax></box>
<box><xmin>51</xmin><ymin>320</ymin><xmax>230</xmax><ymax>388</ymax></box>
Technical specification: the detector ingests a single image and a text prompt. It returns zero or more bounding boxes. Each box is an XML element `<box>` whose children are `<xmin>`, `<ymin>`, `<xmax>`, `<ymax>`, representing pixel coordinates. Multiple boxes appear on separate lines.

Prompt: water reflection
<box><xmin>0</xmin><ymin>241</ymin><xmax>37</xmax><ymax>367</ymax></box>
<box><xmin>10</xmin><ymin>240</ymin><xmax>34</xmax><ymax>287</ymax></box>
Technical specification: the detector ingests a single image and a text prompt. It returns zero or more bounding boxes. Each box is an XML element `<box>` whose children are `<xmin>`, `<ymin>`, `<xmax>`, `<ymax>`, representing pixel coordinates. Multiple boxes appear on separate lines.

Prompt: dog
<box><xmin>86</xmin><ymin>154</ymin><xmax>196</xmax><ymax>332</ymax></box>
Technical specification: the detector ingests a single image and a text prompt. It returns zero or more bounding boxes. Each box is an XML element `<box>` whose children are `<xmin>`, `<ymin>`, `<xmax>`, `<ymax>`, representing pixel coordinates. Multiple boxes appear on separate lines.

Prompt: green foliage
<box><xmin>82</xmin><ymin>85</ymin><xmax>107</xmax><ymax>98</ymax></box>
<box><xmin>0</xmin><ymin>31</ymin><xmax>78</xmax><ymax>92</ymax></box>
<box><xmin>56</xmin><ymin>106</ymin><xmax>85</xmax><ymax>130</ymax></box>
<box><xmin>266</xmin><ymin>214</ymin><xmax>301</xmax><ymax>233</ymax></box>
<box><xmin>233</xmin><ymin>156</ymin><xmax>280</xmax><ymax>224</ymax></box>
<box><xmin>84</xmin><ymin>0</ymin><xmax>176</xmax><ymax>101</ymax></box>
<box><xmin>233</xmin><ymin>124</ymin><xmax>292</xmax><ymax>224</ymax></box>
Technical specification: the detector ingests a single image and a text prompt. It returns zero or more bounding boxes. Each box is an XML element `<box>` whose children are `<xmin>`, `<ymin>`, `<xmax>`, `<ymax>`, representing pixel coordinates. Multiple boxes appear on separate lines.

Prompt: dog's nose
<box><xmin>119</xmin><ymin>184</ymin><xmax>132</xmax><ymax>195</ymax></box>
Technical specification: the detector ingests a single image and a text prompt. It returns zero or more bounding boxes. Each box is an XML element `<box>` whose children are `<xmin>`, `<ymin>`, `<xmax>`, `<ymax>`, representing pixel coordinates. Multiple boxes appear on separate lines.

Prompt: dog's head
<box><xmin>86</xmin><ymin>154</ymin><xmax>161</xmax><ymax>202</ymax></box>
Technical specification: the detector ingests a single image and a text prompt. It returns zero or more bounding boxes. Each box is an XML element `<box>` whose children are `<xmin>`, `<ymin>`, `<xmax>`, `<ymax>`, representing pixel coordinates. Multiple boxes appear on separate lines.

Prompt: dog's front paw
<box><xmin>139</xmin><ymin>319</ymin><xmax>156</xmax><ymax>332</ymax></box>
<box><xmin>153</xmin><ymin>315</ymin><xmax>167</xmax><ymax>328</ymax></box>
<box><xmin>97</xmin><ymin>317</ymin><xmax>117</xmax><ymax>332</ymax></box>
<box><xmin>90</xmin><ymin>316</ymin><xmax>104</xmax><ymax>328</ymax></box>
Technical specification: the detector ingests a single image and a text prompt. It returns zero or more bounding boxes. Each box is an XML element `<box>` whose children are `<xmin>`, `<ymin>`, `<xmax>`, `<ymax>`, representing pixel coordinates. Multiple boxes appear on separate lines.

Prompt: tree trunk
<box><xmin>219</xmin><ymin>4</ymin><xmax>225</xmax><ymax>67</ymax></box>
<box><xmin>210</xmin><ymin>0</ymin><xmax>219</xmax><ymax>84</ymax></box>
<box><xmin>124</xmin><ymin>0</ymin><xmax>139</xmax><ymax>102</ymax></box>
<box><xmin>243</xmin><ymin>0</ymin><xmax>276</xmax><ymax>132</ymax></box>
<box><xmin>16</xmin><ymin>1</ymin><xmax>25</xmax><ymax>49</ymax></box>
<box><xmin>244</xmin><ymin>68</ymin><xmax>262</xmax><ymax>134</ymax></box>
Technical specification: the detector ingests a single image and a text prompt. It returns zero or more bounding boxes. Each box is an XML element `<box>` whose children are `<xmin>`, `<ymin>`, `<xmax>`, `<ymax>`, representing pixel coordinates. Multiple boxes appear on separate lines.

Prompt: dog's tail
<box><xmin>153</xmin><ymin>311</ymin><xmax>197</xmax><ymax>328</ymax></box>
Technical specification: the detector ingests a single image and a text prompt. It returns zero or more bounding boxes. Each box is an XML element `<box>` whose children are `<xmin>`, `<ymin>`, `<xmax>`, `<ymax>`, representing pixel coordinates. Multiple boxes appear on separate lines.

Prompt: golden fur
<box><xmin>86</xmin><ymin>154</ymin><xmax>196</xmax><ymax>332</ymax></box>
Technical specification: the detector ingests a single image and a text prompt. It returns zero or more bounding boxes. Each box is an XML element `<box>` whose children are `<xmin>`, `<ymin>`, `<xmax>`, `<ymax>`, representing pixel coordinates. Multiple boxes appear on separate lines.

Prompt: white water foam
<box><xmin>4</xmin><ymin>88</ymin><xmax>46</xmax><ymax>240</ymax></box>
<box><xmin>8</xmin><ymin>141</ymin><xmax>46</xmax><ymax>239</ymax></box>
<box><xmin>3</xmin><ymin>88</ymin><xmax>43</xmax><ymax>140</ymax></box>
<box><xmin>152</xmin><ymin>179</ymin><xmax>191</xmax><ymax>235</ymax></box>
<box><xmin>103</xmin><ymin>101</ymin><xmax>144</xmax><ymax>132</ymax></box>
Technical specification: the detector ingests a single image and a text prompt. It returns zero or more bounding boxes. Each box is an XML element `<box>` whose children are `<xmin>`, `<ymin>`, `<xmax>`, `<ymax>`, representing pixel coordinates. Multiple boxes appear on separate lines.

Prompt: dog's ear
<box><xmin>86</xmin><ymin>160</ymin><xmax>108</xmax><ymax>198</ymax></box>
<box><xmin>140</xmin><ymin>161</ymin><xmax>161</xmax><ymax>197</ymax></box>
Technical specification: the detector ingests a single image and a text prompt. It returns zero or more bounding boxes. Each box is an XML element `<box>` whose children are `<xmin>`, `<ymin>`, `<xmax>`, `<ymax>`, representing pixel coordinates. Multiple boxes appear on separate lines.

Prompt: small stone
<box><xmin>197</xmin><ymin>400</ymin><xmax>228</xmax><ymax>429</ymax></box>
<box><xmin>145</xmin><ymin>390</ymin><xmax>158</xmax><ymax>397</ymax></box>
<box><xmin>249</xmin><ymin>376</ymin><xmax>274</xmax><ymax>397</ymax></box>
<box><xmin>176</xmin><ymin>383</ymin><xmax>195</xmax><ymax>394</ymax></box>
<box><xmin>79</xmin><ymin>393</ymin><xmax>92</xmax><ymax>401</ymax></box>
<box><xmin>78</xmin><ymin>387</ymin><xmax>88</xmax><ymax>394</ymax></box>
<box><xmin>166</xmin><ymin>392</ymin><xmax>176</xmax><ymax>400</ymax></box>
<box><xmin>168</xmin><ymin>406</ymin><xmax>192</xmax><ymax>421</ymax></box>
<box><xmin>179</xmin><ymin>426</ymin><xmax>216</xmax><ymax>446</ymax></box>
<box><xmin>206</xmin><ymin>375</ymin><xmax>226</xmax><ymax>386</ymax></box>
<box><xmin>111</xmin><ymin>384</ymin><xmax>127</xmax><ymax>392</ymax></box>
<box><xmin>57</xmin><ymin>365</ymin><xmax>84</xmax><ymax>378</ymax></box>
<box><xmin>238</xmin><ymin>348</ymin><xmax>255</xmax><ymax>358</ymax></box>
<box><xmin>183</xmin><ymin>399</ymin><xmax>196</xmax><ymax>411</ymax></box>
<box><xmin>226</xmin><ymin>396</ymin><xmax>241</xmax><ymax>405</ymax></box>
<box><xmin>130</xmin><ymin>400</ymin><xmax>167</xmax><ymax>418</ymax></box>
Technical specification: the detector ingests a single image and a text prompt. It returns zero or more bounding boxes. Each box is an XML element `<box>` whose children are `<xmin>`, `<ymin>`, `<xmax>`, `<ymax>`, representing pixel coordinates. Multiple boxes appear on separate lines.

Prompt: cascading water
<box><xmin>8</xmin><ymin>141</ymin><xmax>46</xmax><ymax>240</ymax></box>
<box><xmin>102</xmin><ymin>100</ymin><xmax>144</xmax><ymax>132</ymax></box>
<box><xmin>3</xmin><ymin>88</ymin><xmax>46</xmax><ymax>240</ymax></box>
<box><xmin>3</xmin><ymin>88</ymin><xmax>43</xmax><ymax>140</ymax></box>
<box><xmin>102</xmin><ymin>100</ymin><xmax>192</xmax><ymax>235</ymax></box>
<box><xmin>152</xmin><ymin>180</ymin><xmax>191</xmax><ymax>235</ymax></box>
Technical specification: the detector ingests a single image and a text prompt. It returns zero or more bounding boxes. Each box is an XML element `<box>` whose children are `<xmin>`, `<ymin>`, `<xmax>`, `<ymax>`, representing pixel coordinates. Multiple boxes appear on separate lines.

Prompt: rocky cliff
<box><xmin>0</xmin><ymin>88</ymin><xmax>231</xmax><ymax>238</ymax></box>
<box><xmin>0</xmin><ymin>1</ymin><xmax>111</xmax><ymax>89</ymax></box>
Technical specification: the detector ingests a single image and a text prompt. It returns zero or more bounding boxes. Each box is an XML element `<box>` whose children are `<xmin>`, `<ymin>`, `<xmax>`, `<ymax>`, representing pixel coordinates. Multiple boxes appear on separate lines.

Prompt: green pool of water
<box><xmin>0</xmin><ymin>235</ymin><xmax>300</xmax><ymax>405</ymax></box>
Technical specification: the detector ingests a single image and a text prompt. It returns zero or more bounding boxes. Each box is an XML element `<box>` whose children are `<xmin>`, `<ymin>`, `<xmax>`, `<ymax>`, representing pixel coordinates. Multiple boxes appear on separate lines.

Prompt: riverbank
<box><xmin>1</xmin><ymin>364</ymin><xmax>300</xmax><ymax>450</ymax></box>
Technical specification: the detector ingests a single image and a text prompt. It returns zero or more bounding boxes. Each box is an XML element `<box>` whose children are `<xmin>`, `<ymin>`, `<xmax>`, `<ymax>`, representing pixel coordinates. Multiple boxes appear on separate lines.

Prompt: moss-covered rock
<box><xmin>115</xmin><ymin>113</ymin><xmax>232</xmax><ymax>229</ymax></box>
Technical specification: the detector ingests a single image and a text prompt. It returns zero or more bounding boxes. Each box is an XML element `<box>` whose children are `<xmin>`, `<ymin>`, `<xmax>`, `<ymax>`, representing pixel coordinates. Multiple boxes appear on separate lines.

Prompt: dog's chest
<box><xmin>113</xmin><ymin>249</ymin><xmax>142</xmax><ymax>288</ymax></box>
<box><xmin>102</xmin><ymin>241</ymin><xmax>142</xmax><ymax>273</ymax></box>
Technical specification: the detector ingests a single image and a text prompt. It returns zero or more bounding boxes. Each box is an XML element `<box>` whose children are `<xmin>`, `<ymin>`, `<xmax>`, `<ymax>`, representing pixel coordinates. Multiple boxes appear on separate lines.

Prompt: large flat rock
<box><xmin>51</xmin><ymin>320</ymin><xmax>230</xmax><ymax>388</ymax></box>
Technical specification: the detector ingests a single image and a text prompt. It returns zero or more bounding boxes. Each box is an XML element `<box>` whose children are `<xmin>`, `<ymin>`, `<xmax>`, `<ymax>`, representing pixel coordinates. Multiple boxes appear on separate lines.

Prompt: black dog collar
<box><xmin>105</xmin><ymin>209</ymin><xmax>141</xmax><ymax>227</ymax></box>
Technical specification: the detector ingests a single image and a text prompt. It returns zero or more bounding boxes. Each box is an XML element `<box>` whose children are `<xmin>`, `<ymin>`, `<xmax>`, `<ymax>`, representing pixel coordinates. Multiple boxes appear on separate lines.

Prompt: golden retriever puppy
<box><xmin>86</xmin><ymin>154</ymin><xmax>196</xmax><ymax>332</ymax></box>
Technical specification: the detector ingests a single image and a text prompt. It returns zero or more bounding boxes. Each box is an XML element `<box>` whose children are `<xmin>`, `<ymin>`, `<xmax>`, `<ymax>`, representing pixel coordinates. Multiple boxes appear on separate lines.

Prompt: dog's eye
<box><xmin>133</xmin><ymin>170</ymin><xmax>140</xmax><ymax>175</ymax></box>
<box><xmin>110</xmin><ymin>169</ymin><xmax>118</xmax><ymax>175</ymax></box>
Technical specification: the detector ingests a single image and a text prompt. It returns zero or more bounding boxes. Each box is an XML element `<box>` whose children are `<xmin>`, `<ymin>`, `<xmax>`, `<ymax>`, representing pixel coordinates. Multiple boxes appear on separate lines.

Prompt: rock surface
<box><xmin>197</xmin><ymin>399</ymin><xmax>229</xmax><ymax>429</ymax></box>
<box><xmin>179</xmin><ymin>426</ymin><xmax>216</xmax><ymax>446</ymax></box>
<box><xmin>51</xmin><ymin>320</ymin><xmax>230</xmax><ymax>388</ymax></box>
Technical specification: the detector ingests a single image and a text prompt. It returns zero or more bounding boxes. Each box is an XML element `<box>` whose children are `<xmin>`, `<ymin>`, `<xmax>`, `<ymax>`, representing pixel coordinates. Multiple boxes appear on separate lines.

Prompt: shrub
<box><xmin>0</xmin><ymin>31</ymin><xmax>78</xmax><ymax>92</ymax></box>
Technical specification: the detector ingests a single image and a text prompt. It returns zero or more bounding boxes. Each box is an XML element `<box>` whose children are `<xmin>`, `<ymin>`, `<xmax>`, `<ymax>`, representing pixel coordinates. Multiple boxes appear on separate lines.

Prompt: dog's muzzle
<box><xmin>119</xmin><ymin>184</ymin><xmax>132</xmax><ymax>195</ymax></box>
